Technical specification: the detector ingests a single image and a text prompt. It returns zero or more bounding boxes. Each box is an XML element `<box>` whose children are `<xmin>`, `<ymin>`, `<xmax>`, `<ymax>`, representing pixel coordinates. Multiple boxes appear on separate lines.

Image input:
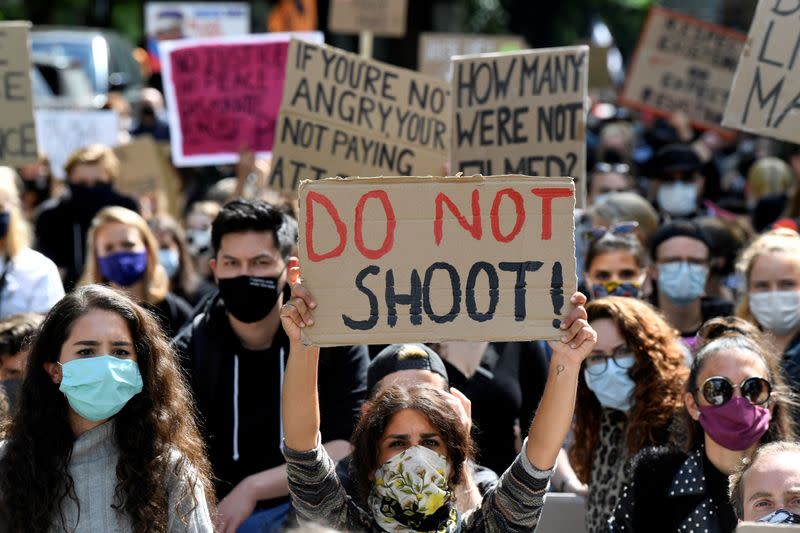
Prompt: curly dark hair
<box><xmin>0</xmin><ymin>284</ymin><xmax>214</xmax><ymax>532</ymax></box>
<box><xmin>569</xmin><ymin>296</ymin><xmax>688</xmax><ymax>483</ymax></box>
<box><xmin>670</xmin><ymin>316</ymin><xmax>797</xmax><ymax>453</ymax></box>
<box><xmin>350</xmin><ymin>385</ymin><xmax>474</xmax><ymax>506</ymax></box>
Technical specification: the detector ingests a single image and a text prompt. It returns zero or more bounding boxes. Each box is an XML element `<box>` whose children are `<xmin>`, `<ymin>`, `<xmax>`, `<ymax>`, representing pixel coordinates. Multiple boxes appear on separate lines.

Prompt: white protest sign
<box><xmin>34</xmin><ymin>110</ymin><xmax>119</xmax><ymax>179</ymax></box>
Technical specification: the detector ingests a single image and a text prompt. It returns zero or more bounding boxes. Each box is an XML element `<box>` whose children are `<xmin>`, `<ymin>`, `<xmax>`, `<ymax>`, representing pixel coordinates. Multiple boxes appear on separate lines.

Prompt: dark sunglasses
<box><xmin>585</xmin><ymin>220</ymin><xmax>639</xmax><ymax>242</ymax></box>
<box><xmin>696</xmin><ymin>376</ymin><xmax>772</xmax><ymax>407</ymax></box>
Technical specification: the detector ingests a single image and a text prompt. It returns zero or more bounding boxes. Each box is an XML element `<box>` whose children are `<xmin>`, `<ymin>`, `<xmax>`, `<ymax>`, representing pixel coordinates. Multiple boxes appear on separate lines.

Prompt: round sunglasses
<box><xmin>695</xmin><ymin>376</ymin><xmax>772</xmax><ymax>407</ymax></box>
<box><xmin>585</xmin><ymin>220</ymin><xmax>639</xmax><ymax>242</ymax></box>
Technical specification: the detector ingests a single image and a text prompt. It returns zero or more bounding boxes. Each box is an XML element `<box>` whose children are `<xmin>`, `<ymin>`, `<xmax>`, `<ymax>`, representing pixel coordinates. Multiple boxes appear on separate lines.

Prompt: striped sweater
<box><xmin>283</xmin><ymin>437</ymin><xmax>552</xmax><ymax>532</ymax></box>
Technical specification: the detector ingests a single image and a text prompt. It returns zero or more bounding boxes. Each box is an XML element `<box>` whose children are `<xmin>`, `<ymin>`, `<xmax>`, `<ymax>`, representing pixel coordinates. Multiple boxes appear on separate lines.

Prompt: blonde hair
<box><xmin>79</xmin><ymin>206</ymin><xmax>168</xmax><ymax>304</ymax></box>
<box><xmin>735</xmin><ymin>228</ymin><xmax>800</xmax><ymax>324</ymax></box>
<box><xmin>64</xmin><ymin>144</ymin><xmax>120</xmax><ymax>181</ymax></box>
<box><xmin>0</xmin><ymin>167</ymin><xmax>31</xmax><ymax>258</ymax></box>
<box><xmin>589</xmin><ymin>191</ymin><xmax>660</xmax><ymax>245</ymax></box>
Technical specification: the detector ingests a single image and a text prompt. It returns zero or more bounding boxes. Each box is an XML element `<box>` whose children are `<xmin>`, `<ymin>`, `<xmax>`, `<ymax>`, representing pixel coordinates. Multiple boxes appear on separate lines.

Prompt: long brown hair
<box><xmin>0</xmin><ymin>284</ymin><xmax>214</xmax><ymax>532</ymax></box>
<box><xmin>350</xmin><ymin>385</ymin><xmax>473</xmax><ymax>506</ymax></box>
<box><xmin>569</xmin><ymin>297</ymin><xmax>688</xmax><ymax>483</ymax></box>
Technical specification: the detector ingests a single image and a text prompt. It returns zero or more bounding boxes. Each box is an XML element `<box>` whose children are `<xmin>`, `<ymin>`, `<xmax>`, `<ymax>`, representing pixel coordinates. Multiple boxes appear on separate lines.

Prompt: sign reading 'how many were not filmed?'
<box><xmin>269</xmin><ymin>39</ymin><xmax>450</xmax><ymax>192</ymax></box>
<box><xmin>723</xmin><ymin>0</ymin><xmax>800</xmax><ymax>144</ymax></box>
<box><xmin>298</xmin><ymin>175</ymin><xmax>577</xmax><ymax>347</ymax></box>
<box><xmin>0</xmin><ymin>21</ymin><xmax>37</xmax><ymax>166</ymax></box>
<box><xmin>450</xmin><ymin>46</ymin><xmax>588</xmax><ymax>207</ymax></box>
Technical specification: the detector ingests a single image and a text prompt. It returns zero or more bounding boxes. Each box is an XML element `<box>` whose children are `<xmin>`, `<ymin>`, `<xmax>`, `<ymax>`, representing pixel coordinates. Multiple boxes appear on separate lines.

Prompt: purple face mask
<box><xmin>697</xmin><ymin>397</ymin><xmax>771</xmax><ymax>451</ymax></box>
<box><xmin>98</xmin><ymin>251</ymin><xmax>148</xmax><ymax>287</ymax></box>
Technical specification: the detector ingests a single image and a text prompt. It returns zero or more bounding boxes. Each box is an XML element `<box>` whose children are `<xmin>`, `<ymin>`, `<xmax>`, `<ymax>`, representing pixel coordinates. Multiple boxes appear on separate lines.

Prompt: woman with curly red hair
<box><xmin>569</xmin><ymin>296</ymin><xmax>688</xmax><ymax>531</ymax></box>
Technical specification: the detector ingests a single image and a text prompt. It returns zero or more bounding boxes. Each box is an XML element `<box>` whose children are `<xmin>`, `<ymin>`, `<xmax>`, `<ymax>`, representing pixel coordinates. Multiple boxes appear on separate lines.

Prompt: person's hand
<box><xmin>280</xmin><ymin>267</ymin><xmax>317</xmax><ymax>344</ymax></box>
<box><xmin>447</xmin><ymin>387</ymin><xmax>472</xmax><ymax>432</ymax></box>
<box><xmin>564</xmin><ymin>478</ymin><xmax>589</xmax><ymax>497</ymax></box>
<box><xmin>547</xmin><ymin>292</ymin><xmax>596</xmax><ymax>368</ymax></box>
<box><xmin>237</xmin><ymin>149</ymin><xmax>256</xmax><ymax>178</ymax></box>
<box><xmin>214</xmin><ymin>479</ymin><xmax>257</xmax><ymax>533</ymax></box>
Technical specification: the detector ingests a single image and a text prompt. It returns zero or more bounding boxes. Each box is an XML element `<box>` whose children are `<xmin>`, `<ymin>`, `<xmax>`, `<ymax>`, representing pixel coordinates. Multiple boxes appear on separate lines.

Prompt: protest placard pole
<box><xmin>359</xmin><ymin>30</ymin><xmax>373</xmax><ymax>58</ymax></box>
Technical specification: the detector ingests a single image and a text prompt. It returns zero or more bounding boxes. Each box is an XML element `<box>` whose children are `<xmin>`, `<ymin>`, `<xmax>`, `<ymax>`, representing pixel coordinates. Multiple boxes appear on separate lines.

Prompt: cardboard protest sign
<box><xmin>297</xmin><ymin>174</ymin><xmax>577</xmax><ymax>346</ymax></box>
<box><xmin>450</xmin><ymin>46</ymin><xmax>589</xmax><ymax>207</ymax></box>
<box><xmin>113</xmin><ymin>136</ymin><xmax>180</xmax><ymax>216</ymax></box>
<box><xmin>419</xmin><ymin>33</ymin><xmax>526</xmax><ymax>81</ymax></box>
<box><xmin>34</xmin><ymin>110</ymin><xmax>118</xmax><ymax>179</ymax></box>
<box><xmin>161</xmin><ymin>32</ymin><xmax>323</xmax><ymax>167</ymax></box>
<box><xmin>268</xmin><ymin>39</ymin><xmax>450</xmax><ymax>192</ymax></box>
<box><xmin>722</xmin><ymin>0</ymin><xmax>800</xmax><ymax>144</ymax></box>
<box><xmin>0</xmin><ymin>22</ymin><xmax>37</xmax><ymax>166</ymax></box>
<box><xmin>736</xmin><ymin>524</ymin><xmax>800</xmax><ymax>532</ymax></box>
<box><xmin>328</xmin><ymin>0</ymin><xmax>408</xmax><ymax>38</ymax></box>
<box><xmin>145</xmin><ymin>2</ymin><xmax>250</xmax><ymax>73</ymax></box>
<box><xmin>620</xmin><ymin>6</ymin><xmax>745</xmax><ymax>132</ymax></box>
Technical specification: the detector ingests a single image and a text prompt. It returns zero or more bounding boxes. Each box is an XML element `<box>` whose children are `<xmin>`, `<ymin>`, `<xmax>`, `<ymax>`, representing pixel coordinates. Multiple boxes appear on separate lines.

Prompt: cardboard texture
<box><xmin>620</xmin><ymin>6</ymin><xmax>745</xmax><ymax>132</ymax></box>
<box><xmin>328</xmin><ymin>0</ymin><xmax>408</xmax><ymax>38</ymax></box>
<box><xmin>722</xmin><ymin>0</ymin><xmax>800</xmax><ymax>144</ymax></box>
<box><xmin>160</xmin><ymin>32</ymin><xmax>323</xmax><ymax>167</ymax></box>
<box><xmin>297</xmin><ymin>174</ymin><xmax>577</xmax><ymax>346</ymax></box>
<box><xmin>450</xmin><ymin>46</ymin><xmax>589</xmax><ymax>207</ymax></box>
<box><xmin>113</xmin><ymin>136</ymin><xmax>181</xmax><ymax>216</ymax></box>
<box><xmin>0</xmin><ymin>21</ymin><xmax>37</xmax><ymax>166</ymax></box>
<box><xmin>34</xmin><ymin>110</ymin><xmax>118</xmax><ymax>179</ymax></box>
<box><xmin>418</xmin><ymin>33</ymin><xmax>526</xmax><ymax>81</ymax></box>
<box><xmin>268</xmin><ymin>39</ymin><xmax>450</xmax><ymax>192</ymax></box>
<box><xmin>737</xmin><ymin>525</ymin><xmax>800</xmax><ymax>532</ymax></box>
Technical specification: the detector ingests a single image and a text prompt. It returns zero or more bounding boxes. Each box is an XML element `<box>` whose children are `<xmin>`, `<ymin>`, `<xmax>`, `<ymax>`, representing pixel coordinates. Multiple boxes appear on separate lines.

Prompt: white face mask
<box><xmin>749</xmin><ymin>291</ymin><xmax>800</xmax><ymax>335</ymax></box>
<box><xmin>657</xmin><ymin>182</ymin><xmax>698</xmax><ymax>217</ymax></box>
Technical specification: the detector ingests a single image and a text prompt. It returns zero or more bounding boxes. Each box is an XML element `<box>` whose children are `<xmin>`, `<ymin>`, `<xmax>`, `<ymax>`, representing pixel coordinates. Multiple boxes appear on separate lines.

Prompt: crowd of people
<box><xmin>0</xmin><ymin>50</ymin><xmax>797</xmax><ymax>533</ymax></box>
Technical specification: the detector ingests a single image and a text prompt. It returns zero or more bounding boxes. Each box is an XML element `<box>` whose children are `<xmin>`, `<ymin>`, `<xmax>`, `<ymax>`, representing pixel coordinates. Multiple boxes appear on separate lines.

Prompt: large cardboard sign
<box><xmin>34</xmin><ymin>110</ymin><xmax>118</xmax><ymax>179</ymax></box>
<box><xmin>160</xmin><ymin>32</ymin><xmax>323</xmax><ymax>167</ymax></box>
<box><xmin>145</xmin><ymin>2</ymin><xmax>250</xmax><ymax>72</ymax></box>
<box><xmin>620</xmin><ymin>6</ymin><xmax>746</xmax><ymax>132</ymax></box>
<box><xmin>328</xmin><ymin>0</ymin><xmax>408</xmax><ymax>38</ymax></box>
<box><xmin>297</xmin><ymin>175</ymin><xmax>577</xmax><ymax>346</ymax></box>
<box><xmin>0</xmin><ymin>22</ymin><xmax>37</xmax><ymax>166</ymax></box>
<box><xmin>722</xmin><ymin>0</ymin><xmax>800</xmax><ymax>144</ymax></box>
<box><xmin>450</xmin><ymin>46</ymin><xmax>589</xmax><ymax>207</ymax></box>
<box><xmin>113</xmin><ymin>136</ymin><xmax>180</xmax><ymax>216</ymax></box>
<box><xmin>268</xmin><ymin>39</ymin><xmax>450</xmax><ymax>192</ymax></box>
<box><xmin>737</xmin><ymin>524</ymin><xmax>800</xmax><ymax>532</ymax></box>
<box><xmin>419</xmin><ymin>33</ymin><xmax>526</xmax><ymax>81</ymax></box>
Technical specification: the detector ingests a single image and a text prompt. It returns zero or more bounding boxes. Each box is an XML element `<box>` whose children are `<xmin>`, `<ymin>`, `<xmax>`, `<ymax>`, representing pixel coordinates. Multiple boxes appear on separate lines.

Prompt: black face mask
<box><xmin>758</xmin><ymin>510</ymin><xmax>800</xmax><ymax>524</ymax></box>
<box><xmin>69</xmin><ymin>182</ymin><xmax>114</xmax><ymax>212</ymax></box>
<box><xmin>218</xmin><ymin>275</ymin><xmax>281</xmax><ymax>323</ymax></box>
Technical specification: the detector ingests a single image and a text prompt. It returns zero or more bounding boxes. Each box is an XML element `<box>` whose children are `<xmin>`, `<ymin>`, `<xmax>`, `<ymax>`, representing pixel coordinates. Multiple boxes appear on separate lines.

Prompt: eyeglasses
<box><xmin>585</xmin><ymin>220</ymin><xmax>639</xmax><ymax>242</ymax></box>
<box><xmin>584</xmin><ymin>351</ymin><xmax>636</xmax><ymax>376</ymax></box>
<box><xmin>695</xmin><ymin>376</ymin><xmax>772</xmax><ymax>406</ymax></box>
<box><xmin>593</xmin><ymin>162</ymin><xmax>631</xmax><ymax>175</ymax></box>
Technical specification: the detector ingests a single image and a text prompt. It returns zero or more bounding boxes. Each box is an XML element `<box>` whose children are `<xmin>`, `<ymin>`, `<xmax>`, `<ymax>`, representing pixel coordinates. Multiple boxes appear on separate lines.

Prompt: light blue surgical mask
<box><xmin>158</xmin><ymin>248</ymin><xmax>180</xmax><ymax>279</ymax></box>
<box><xmin>583</xmin><ymin>356</ymin><xmax>636</xmax><ymax>412</ymax></box>
<box><xmin>657</xmin><ymin>261</ymin><xmax>708</xmax><ymax>306</ymax></box>
<box><xmin>59</xmin><ymin>356</ymin><xmax>143</xmax><ymax>421</ymax></box>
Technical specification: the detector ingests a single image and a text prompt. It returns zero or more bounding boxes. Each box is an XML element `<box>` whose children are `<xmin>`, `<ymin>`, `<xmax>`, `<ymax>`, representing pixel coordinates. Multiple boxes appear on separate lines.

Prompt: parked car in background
<box><xmin>30</xmin><ymin>27</ymin><xmax>143</xmax><ymax>109</ymax></box>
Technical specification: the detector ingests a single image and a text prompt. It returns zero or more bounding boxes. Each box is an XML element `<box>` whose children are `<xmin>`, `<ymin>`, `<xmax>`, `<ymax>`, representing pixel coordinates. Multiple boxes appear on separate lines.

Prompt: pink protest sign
<box><xmin>161</xmin><ymin>32</ymin><xmax>323</xmax><ymax>167</ymax></box>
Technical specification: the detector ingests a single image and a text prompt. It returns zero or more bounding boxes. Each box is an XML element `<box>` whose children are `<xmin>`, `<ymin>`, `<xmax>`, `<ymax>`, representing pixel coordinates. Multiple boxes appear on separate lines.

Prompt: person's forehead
<box><xmin>657</xmin><ymin>236</ymin><xmax>708</xmax><ymax>257</ymax></box>
<box><xmin>745</xmin><ymin>451</ymin><xmax>800</xmax><ymax>493</ymax></box>
<box><xmin>219</xmin><ymin>231</ymin><xmax>278</xmax><ymax>255</ymax></box>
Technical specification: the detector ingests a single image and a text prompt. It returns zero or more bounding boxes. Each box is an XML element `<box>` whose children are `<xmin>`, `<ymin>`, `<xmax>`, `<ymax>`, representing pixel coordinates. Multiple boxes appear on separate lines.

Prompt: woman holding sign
<box><xmin>279</xmin><ymin>269</ymin><xmax>597</xmax><ymax>532</ymax></box>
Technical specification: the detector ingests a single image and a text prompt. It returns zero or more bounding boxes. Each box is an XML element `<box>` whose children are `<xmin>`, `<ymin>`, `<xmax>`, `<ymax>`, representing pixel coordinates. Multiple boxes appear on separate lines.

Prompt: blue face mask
<box><xmin>59</xmin><ymin>356</ymin><xmax>143</xmax><ymax>421</ymax></box>
<box><xmin>158</xmin><ymin>248</ymin><xmax>180</xmax><ymax>279</ymax></box>
<box><xmin>98</xmin><ymin>251</ymin><xmax>148</xmax><ymax>287</ymax></box>
<box><xmin>657</xmin><ymin>261</ymin><xmax>708</xmax><ymax>306</ymax></box>
<box><xmin>583</xmin><ymin>356</ymin><xmax>636</xmax><ymax>412</ymax></box>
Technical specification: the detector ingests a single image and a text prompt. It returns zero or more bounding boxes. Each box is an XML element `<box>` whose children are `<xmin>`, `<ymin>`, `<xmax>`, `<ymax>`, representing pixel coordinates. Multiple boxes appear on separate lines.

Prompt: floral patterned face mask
<box><xmin>368</xmin><ymin>445</ymin><xmax>457</xmax><ymax>532</ymax></box>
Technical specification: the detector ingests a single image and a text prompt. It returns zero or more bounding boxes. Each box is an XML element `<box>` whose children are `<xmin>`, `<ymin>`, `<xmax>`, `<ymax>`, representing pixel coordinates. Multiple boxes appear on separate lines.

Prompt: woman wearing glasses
<box><xmin>569</xmin><ymin>297</ymin><xmax>688</xmax><ymax>531</ymax></box>
<box><xmin>584</xmin><ymin>222</ymin><xmax>649</xmax><ymax>301</ymax></box>
<box><xmin>608</xmin><ymin>317</ymin><xmax>797</xmax><ymax>532</ymax></box>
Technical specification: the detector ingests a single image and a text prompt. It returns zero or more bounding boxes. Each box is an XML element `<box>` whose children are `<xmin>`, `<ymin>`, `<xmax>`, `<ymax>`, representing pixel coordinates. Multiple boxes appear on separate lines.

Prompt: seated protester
<box><xmin>584</xmin><ymin>224</ymin><xmax>649</xmax><ymax>300</ymax></box>
<box><xmin>336</xmin><ymin>343</ymin><xmax>498</xmax><ymax>514</ymax></box>
<box><xmin>649</xmin><ymin>220</ymin><xmax>734</xmax><ymax>350</ymax></box>
<box><xmin>281</xmin><ymin>282</ymin><xmax>597</xmax><ymax>532</ymax></box>
<box><xmin>729</xmin><ymin>441</ymin><xmax>800</xmax><ymax>523</ymax></box>
<box><xmin>569</xmin><ymin>297</ymin><xmax>687</xmax><ymax>531</ymax></box>
<box><xmin>35</xmin><ymin>145</ymin><xmax>138</xmax><ymax>290</ymax></box>
<box><xmin>0</xmin><ymin>313</ymin><xmax>43</xmax><ymax>412</ymax></box>
<box><xmin>736</xmin><ymin>229</ymin><xmax>800</xmax><ymax>405</ymax></box>
<box><xmin>0</xmin><ymin>284</ymin><xmax>213</xmax><ymax>531</ymax></box>
<box><xmin>173</xmin><ymin>199</ymin><xmax>368</xmax><ymax>533</ymax></box>
<box><xmin>79</xmin><ymin>207</ymin><xmax>192</xmax><ymax>338</ymax></box>
<box><xmin>608</xmin><ymin>317</ymin><xmax>797</xmax><ymax>532</ymax></box>
<box><xmin>0</xmin><ymin>168</ymin><xmax>64</xmax><ymax>318</ymax></box>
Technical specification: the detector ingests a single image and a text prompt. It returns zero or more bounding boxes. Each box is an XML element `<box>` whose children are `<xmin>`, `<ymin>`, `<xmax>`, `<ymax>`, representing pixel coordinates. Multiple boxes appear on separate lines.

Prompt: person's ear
<box><xmin>685</xmin><ymin>391</ymin><xmax>700</xmax><ymax>421</ymax></box>
<box><xmin>43</xmin><ymin>362</ymin><xmax>62</xmax><ymax>385</ymax></box>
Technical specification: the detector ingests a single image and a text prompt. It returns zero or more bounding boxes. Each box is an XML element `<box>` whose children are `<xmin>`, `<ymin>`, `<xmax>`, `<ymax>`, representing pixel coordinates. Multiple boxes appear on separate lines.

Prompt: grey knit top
<box><xmin>0</xmin><ymin>421</ymin><xmax>213</xmax><ymax>532</ymax></box>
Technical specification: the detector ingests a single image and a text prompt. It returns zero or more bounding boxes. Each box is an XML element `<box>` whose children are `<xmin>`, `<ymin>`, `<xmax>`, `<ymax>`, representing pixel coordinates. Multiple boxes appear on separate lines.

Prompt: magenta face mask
<box><xmin>697</xmin><ymin>397</ymin><xmax>771</xmax><ymax>451</ymax></box>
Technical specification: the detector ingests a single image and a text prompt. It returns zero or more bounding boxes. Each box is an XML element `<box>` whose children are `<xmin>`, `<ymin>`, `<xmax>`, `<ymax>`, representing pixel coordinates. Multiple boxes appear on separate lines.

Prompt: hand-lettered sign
<box><xmin>722</xmin><ymin>0</ymin><xmax>800</xmax><ymax>144</ymax></box>
<box><xmin>268</xmin><ymin>39</ymin><xmax>450</xmax><ymax>192</ymax></box>
<box><xmin>34</xmin><ymin>110</ymin><xmax>118</xmax><ymax>179</ymax></box>
<box><xmin>450</xmin><ymin>47</ymin><xmax>589</xmax><ymax>207</ymax></box>
<box><xmin>160</xmin><ymin>32</ymin><xmax>323</xmax><ymax>167</ymax></box>
<box><xmin>0</xmin><ymin>21</ymin><xmax>37</xmax><ymax>166</ymax></box>
<box><xmin>297</xmin><ymin>175</ymin><xmax>577</xmax><ymax>346</ymax></box>
<box><xmin>328</xmin><ymin>0</ymin><xmax>408</xmax><ymax>38</ymax></box>
<box><xmin>620</xmin><ymin>6</ymin><xmax>745</xmax><ymax>132</ymax></box>
<box><xmin>114</xmin><ymin>136</ymin><xmax>180</xmax><ymax>216</ymax></box>
<box><xmin>419</xmin><ymin>33</ymin><xmax>526</xmax><ymax>81</ymax></box>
